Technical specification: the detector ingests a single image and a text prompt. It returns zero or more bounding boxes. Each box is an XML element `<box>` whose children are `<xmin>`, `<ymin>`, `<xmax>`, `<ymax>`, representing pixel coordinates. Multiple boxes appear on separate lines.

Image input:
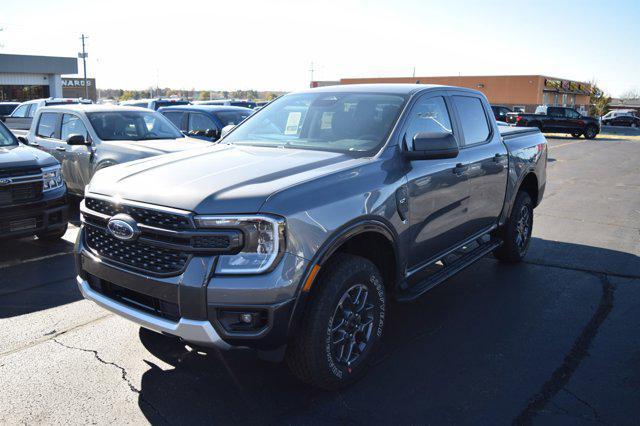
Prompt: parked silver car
<box><xmin>24</xmin><ymin>105</ymin><xmax>209</xmax><ymax>195</ymax></box>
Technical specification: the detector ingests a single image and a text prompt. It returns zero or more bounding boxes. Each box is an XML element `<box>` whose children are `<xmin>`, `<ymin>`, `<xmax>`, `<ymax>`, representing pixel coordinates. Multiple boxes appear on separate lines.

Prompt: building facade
<box><xmin>0</xmin><ymin>54</ymin><xmax>78</xmax><ymax>102</ymax></box>
<box><xmin>328</xmin><ymin>75</ymin><xmax>591</xmax><ymax>114</ymax></box>
<box><xmin>62</xmin><ymin>77</ymin><xmax>97</xmax><ymax>101</ymax></box>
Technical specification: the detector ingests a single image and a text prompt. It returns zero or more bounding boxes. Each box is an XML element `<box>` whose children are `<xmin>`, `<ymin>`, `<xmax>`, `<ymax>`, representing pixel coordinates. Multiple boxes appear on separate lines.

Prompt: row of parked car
<box><xmin>491</xmin><ymin>104</ymin><xmax>639</xmax><ymax>138</ymax></box>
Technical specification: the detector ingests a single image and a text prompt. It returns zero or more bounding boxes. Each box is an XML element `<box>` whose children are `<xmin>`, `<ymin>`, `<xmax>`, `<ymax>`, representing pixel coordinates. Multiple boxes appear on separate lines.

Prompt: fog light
<box><xmin>240</xmin><ymin>313</ymin><xmax>253</xmax><ymax>324</ymax></box>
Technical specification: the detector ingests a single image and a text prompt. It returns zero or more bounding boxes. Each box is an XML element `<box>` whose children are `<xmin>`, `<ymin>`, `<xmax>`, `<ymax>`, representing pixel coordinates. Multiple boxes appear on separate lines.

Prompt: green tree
<box><xmin>198</xmin><ymin>91</ymin><xmax>210</xmax><ymax>101</ymax></box>
<box><xmin>589</xmin><ymin>81</ymin><xmax>611</xmax><ymax>118</ymax></box>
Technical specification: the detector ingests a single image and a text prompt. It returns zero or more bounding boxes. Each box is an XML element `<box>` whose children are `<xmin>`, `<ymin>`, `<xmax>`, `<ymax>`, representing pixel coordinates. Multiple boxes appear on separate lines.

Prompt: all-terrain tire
<box><xmin>584</xmin><ymin>125</ymin><xmax>598</xmax><ymax>139</ymax></box>
<box><xmin>493</xmin><ymin>191</ymin><xmax>533</xmax><ymax>263</ymax></box>
<box><xmin>286</xmin><ymin>254</ymin><xmax>386</xmax><ymax>390</ymax></box>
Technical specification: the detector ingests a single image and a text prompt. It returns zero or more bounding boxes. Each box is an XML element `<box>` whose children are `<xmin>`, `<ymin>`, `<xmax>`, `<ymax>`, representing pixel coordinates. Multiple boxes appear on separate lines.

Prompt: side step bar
<box><xmin>396</xmin><ymin>238</ymin><xmax>502</xmax><ymax>302</ymax></box>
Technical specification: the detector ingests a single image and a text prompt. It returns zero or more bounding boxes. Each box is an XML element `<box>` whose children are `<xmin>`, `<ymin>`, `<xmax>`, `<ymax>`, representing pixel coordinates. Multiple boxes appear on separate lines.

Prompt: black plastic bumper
<box><xmin>0</xmin><ymin>186</ymin><xmax>68</xmax><ymax>240</ymax></box>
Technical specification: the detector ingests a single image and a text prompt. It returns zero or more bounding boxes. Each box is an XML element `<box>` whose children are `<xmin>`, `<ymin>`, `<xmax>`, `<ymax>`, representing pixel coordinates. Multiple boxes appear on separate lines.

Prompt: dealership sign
<box><xmin>62</xmin><ymin>78</ymin><xmax>93</xmax><ymax>87</ymax></box>
<box><xmin>544</xmin><ymin>78</ymin><xmax>590</xmax><ymax>94</ymax></box>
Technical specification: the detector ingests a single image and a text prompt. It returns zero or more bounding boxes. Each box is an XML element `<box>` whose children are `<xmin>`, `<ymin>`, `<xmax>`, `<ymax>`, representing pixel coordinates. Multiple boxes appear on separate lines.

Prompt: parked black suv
<box><xmin>506</xmin><ymin>106</ymin><xmax>600</xmax><ymax>139</ymax></box>
<box><xmin>0</xmin><ymin>120</ymin><xmax>68</xmax><ymax>241</ymax></box>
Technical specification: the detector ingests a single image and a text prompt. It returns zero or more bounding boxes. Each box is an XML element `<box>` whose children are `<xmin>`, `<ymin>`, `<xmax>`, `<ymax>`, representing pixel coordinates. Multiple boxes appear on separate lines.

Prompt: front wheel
<box><xmin>571</xmin><ymin>131</ymin><xmax>582</xmax><ymax>138</ymax></box>
<box><xmin>286</xmin><ymin>254</ymin><xmax>386</xmax><ymax>390</ymax></box>
<box><xmin>493</xmin><ymin>191</ymin><xmax>533</xmax><ymax>263</ymax></box>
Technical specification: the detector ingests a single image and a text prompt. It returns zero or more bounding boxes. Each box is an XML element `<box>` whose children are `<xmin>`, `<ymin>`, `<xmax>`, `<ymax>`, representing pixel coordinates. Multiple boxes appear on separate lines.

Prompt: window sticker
<box><xmin>284</xmin><ymin>111</ymin><xmax>302</xmax><ymax>135</ymax></box>
<box><xmin>321</xmin><ymin>112</ymin><xmax>334</xmax><ymax>129</ymax></box>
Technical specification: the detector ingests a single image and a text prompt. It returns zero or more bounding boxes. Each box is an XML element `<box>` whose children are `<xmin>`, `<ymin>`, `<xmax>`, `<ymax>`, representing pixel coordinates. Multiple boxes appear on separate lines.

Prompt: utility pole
<box><xmin>79</xmin><ymin>34</ymin><xmax>89</xmax><ymax>99</ymax></box>
<box><xmin>309</xmin><ymin>61</ymin><xmax>315</xmax><ymax>86</ymax></box>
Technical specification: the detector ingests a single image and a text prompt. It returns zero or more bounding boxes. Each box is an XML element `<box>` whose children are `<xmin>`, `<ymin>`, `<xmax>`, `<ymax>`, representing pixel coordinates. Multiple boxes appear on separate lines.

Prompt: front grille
<box><xmin>85</xmin><ymin>224</ymin><xmax>190</xmax><ymax>275</ymax></box>
<box><xmin>0</xmin><ymin>167</ymin><xmax>42</xmax><ymax>178</ymax></box>
<box><xmin>191</xmin><ymin>234</ymin><xmax>231</xmax><ymax>249</ymax></box>
<box><xmin>85</xmin><ymin>198</ymin><xmax>192</xmax><ymax>230</ymax></box>
<box><xmin>87</xmin><ymin>276</ymin><xmax>180</xmax><ymax>322</ymax></box>
<box><xmin>0</xmin><ymin>182</ymin><xmax>43</xmax><ymax>206</ymax></box>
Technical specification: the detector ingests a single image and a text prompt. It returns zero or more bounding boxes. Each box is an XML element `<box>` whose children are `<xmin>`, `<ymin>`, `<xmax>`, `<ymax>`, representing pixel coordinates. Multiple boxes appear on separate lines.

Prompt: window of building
<box><xmin>36</xmin><ymin>113</ymin><xmax>59</xmax><ymax>138</ymax></box>
<box><xmin>542</xmin><ymin>92</ymin><xmax>549</xmax><ymax>105</ymax></box>
<box><xmin>452</xmin><ymin>96</ymin><xmax>490</xmax><ymax>145</ymax></box>
<box><xmin>562</xmin><ymin>94</ymin><xmax>568</xmax><ymax>106</ymax></box>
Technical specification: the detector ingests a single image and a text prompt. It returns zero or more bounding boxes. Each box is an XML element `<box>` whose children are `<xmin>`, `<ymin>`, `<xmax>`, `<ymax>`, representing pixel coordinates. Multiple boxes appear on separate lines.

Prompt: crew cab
<box><xmin>23</xmin><ymin>105</ymin><xmax>208</xmax><ymax>196</ymax></box>
<box><xmin>3</xmin><ymin>98</ymin><xmax>92</xmax><ymax>135</ymax></box>
<box><xmin>0</xmin><ymin>120</ymin><xmax>68</xmax><ymax>241</ymax></box>
<box><xmin>506</xmin><ymin>106</ymin><xmax>600</xmax><ymax>139</ymax></box>
<box><xmin>158</xmin><ymin>105</ymin><xmax>253</xmax><ymax>142</ymax></box>
<box><xmin>75</xmin><ymin>84</ymin><xmax>547</xmax><ymax>389</ymax></box>
<box><xmin>119</xmin><ymin>98</ymin><xmax>190</xmax><ymax>110</ymax></box>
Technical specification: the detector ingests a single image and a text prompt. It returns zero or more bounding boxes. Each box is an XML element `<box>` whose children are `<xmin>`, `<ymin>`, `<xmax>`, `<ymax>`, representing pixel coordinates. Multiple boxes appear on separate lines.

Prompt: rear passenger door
<box><xmin>450</xmin><ymin>93</ymin><xmax>508</xmax><ymax>235</ymax></box>
<box><xmin>33</xmin><ymin>112</ymin><xmax>65</xmax><ymax>161</ymax></box>
<box><xmin>162</xmin><ymin>111</ymin><xmax>187</xmax><ymax>131</ymax></box>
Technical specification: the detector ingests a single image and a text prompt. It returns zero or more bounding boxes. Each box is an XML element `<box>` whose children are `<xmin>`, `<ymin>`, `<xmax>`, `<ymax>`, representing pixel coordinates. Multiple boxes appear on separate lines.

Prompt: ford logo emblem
<box><xmin>107</xmin><ymin>214</ymin><xmax>140</xmax><ymax>241</ymax></box>
<box><xmin>0</xmin><ymin>178</ymin><xmax>12</xmax><ymax>186</ymax></box>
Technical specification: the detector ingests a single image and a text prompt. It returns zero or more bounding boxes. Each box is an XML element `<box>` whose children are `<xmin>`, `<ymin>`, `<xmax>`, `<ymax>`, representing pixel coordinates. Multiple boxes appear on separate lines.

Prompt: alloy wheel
<box><xmin>330</xmin><ymin>284</ymin><xmax>375</xmax><ymax>368</ymax></box>
<box><xmin>515</xmin><ymin>204</ymin><xmax>532</xmax><ymax>254</ymax></box>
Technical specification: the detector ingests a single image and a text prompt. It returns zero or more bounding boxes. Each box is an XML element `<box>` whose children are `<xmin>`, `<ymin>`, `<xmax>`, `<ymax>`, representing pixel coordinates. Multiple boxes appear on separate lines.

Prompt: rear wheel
<box><xmin>286</xmin><ymin>254</ymin><xmax>386</xmax><ymax>390</ymax></box>
<box><xmin>36</xmin><ymin>224</ymin><xmax>68</xmax><ymax>242</ymax></box>
<box><xmin>584</xmin><ymin>125</ymin><xmax>598</xmax><ymax>139</ymax></box>
<box><xmin>493</xmin><ymin>191</ymin><xmax>533</xmax><ymax>263</ymax></box>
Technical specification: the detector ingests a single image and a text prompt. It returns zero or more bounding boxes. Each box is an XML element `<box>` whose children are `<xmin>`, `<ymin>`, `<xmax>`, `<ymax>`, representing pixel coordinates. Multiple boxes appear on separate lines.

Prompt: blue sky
<box><xmin>1</xmin><ymin>0</ymin><xmax>638</xmax><ymax>96</ymax></box>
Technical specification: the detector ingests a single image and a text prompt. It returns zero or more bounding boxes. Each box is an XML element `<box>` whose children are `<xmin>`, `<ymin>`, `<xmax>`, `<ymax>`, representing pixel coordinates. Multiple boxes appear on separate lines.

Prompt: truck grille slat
<box><xmin>0</xmin><ymin>182</ymin><xmax>44</xmax><ymax>206</ymax></box>
<box><xmin>85</xmin><ymin>198</ymin><xmax>191</xmax><ymax>229</ymax></box>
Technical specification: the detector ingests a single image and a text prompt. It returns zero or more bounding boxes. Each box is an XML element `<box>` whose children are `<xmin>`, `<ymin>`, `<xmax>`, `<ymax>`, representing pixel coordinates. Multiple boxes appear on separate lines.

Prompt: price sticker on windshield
<box><xmin>284</xmin><ymin>112</ymin><xmax>302</xmax><ymax>135</ymax></box>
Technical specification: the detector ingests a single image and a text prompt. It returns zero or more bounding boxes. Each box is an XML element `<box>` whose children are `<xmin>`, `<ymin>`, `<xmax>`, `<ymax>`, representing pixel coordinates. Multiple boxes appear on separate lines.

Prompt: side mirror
<box><xmin>66</xmin><ymin>134</ymin><xmax>89</xmax><ymax>145</ymax></box>
<box><xmin>220</xmin><ymin>124</ymin><xmax>235</xmax><ymax>138</ymax></box>
<box><xmin>204</xmin><ymin>128</ymin><xmax>221</xmax><ymax>140</ymax></box>
<box><xmin>17</xmin><ymin>136</ymin><xmax>28</xmax><ymax>144</ymax></box>
<box><xmin>404</xmin><ymin>132</ymin><xmax>459</xmax><ymax>160</ymax></box>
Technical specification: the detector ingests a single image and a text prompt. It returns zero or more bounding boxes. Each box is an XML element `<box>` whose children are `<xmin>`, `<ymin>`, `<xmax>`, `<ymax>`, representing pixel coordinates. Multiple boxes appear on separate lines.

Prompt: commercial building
<box><xmin>0</xmin><ymin>53</ymin><xmax>78</xmax><ymax>102</ymax></box>
<box><xmin>313</xmin><ymin>75</ymin><xmax>592</xmax><ymax>114</ymax></box>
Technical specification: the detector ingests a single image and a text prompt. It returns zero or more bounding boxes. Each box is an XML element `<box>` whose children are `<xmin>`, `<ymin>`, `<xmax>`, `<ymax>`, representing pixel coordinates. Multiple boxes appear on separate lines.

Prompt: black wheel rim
<box><xmin>330</xmin><ymin>284</ymin><xmax>375</xmax><ymax>368</ymax></box>
<box><xmin>586</xmin><ymin>128</ymin><xmax>596</xmax><ymax>138</ymax></box>
<box><xmin>515</xmin><ymin>204</ymin><xmax>532</xmax><ymax>254</ymax></box>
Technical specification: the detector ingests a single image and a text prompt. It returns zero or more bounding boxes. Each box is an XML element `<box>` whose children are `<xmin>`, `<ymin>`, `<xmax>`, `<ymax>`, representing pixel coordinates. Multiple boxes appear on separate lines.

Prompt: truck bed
<box><xmin>498</xmin><ymin>126</ymin><xmax>540</xmax><ymax>140</ymax></box>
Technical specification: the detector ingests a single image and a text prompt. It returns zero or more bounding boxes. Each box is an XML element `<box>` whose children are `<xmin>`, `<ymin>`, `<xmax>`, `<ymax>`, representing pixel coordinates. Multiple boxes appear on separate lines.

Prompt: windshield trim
<box><xmin>223</xmin><ymin>92</ymin><xmax>409</xmax><ymax>157</ymax></box>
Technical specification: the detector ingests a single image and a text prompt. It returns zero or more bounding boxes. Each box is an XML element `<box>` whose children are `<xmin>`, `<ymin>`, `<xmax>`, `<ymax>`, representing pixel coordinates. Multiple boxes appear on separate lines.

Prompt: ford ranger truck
<box><xmin>0</xmin><ymin>120</ymin><xmax>68</xmax><ymax>241</ymax></box>
<box><xmin>75</xmin><ymin>84</ymin><xmax>547</xmax><ymax>389</ymax></box>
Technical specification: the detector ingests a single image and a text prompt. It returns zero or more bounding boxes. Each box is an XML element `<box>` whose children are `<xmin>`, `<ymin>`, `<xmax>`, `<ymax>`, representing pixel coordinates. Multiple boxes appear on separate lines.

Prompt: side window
<box><xmin>61</xmin><ymin>114</ymin><xmax>89</xmax><ymax>141</ymax></box>
<box><xmin>36</xmin><ymin>113</ymin><xmax>60</xmax><ymax>138</ymax></box>
<box><xmin>27</xmin><ymin>104</ymin><xmax>38</xmax><ymax>118</ymax></box>
<box><xmin>188</xmin><ymin>113</ymin><xmax>217</xmax><ymax>135</ymax></box>
<box><xmin>11</xmin><ymin>104</ymin><xmax>29</xmax><ymax>118</ymax></box>
<box><xmin>565</xmin><ymin>109</ymin><xmax>581</xmax><ymax>119</ymax></box>
<box><xmin>404</xmin><ymin>96</ymin><xmax>452</xmax><ymax>149</ymax></box>
<box><xmin>163</xmin><ymin>111</ymin><xmax>185</xmax><ymax>129</ymax></box>
<box><xmin>452</xmin><ymin>96</ymin><xmax>490</xmax><ymax>145</ymax></box>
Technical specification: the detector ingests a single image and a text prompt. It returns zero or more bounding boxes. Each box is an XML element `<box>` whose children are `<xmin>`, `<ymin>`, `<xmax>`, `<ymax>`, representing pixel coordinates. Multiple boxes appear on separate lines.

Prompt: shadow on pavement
<box><xmin>135</xmin><ymin>238</ymin><xmax>638</xmax><ymax>424</ymax></box>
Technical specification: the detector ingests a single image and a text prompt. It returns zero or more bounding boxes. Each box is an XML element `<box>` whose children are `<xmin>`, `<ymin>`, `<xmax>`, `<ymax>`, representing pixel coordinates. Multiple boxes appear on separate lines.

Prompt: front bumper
<box><xmin>0</xmin><ymin>186</ymin><xmax>68</xmax><ymax>240</ymax></box>
<box><xmin>75</xmin><ymin>226</ymin><xmax>308</xmax><ymax>349</ymax></box>
<box><xmin>76</xmin><ymin>276</ymin><xmax>231</xmax><ymax>349</ymax></box>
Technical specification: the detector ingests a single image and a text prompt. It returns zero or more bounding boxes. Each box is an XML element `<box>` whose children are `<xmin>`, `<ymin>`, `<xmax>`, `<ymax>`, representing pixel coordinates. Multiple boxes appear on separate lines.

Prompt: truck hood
<box><xmin>87</xmin><ymin>143</ymin><xmax>367</xmax><ymax>214</ymax></box>
<box><xmin>111</xmin><ymin>137</ymin><xmax>209</xmax><ymax>155</ymax></box>
<box><xmin>0</xmin><ymin>143</ymin><xmax>58</xmax><ymax>169</ymax></box>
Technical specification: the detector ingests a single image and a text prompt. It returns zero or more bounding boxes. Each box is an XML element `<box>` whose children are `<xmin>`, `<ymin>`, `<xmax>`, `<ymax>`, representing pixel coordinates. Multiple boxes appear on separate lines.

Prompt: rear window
<box><xmin>452</xmin><ymin>96</ymin><xmax>490</xmax><ymax>145</ymax></box>
<box><xmin>36</xmin><ymin>113</ymin><xmax>59</xmax><ymax>138</ymax></box>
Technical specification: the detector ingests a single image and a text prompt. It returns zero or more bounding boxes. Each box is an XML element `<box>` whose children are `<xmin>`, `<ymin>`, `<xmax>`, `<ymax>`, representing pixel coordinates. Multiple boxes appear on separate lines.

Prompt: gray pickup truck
<box><xmin>23</xmin><ymin>105</ymin><xmax>208</xmax><ymax>196</ymax></box>
<box><xmin>74</xmin><ymin>84</ymin><xmax>547</xmax><ymax>389</ymax></box>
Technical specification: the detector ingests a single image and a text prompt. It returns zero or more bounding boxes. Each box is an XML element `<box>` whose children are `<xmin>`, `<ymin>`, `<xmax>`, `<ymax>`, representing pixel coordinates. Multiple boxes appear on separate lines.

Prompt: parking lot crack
<box><xmin>513</xmin><ymin>274</ymin><xmax>614</xmax><ymax>425</ymax></box>
<box><xmin>561</xmin><ymin>387</ymin><xmax>602</xmax><ymax>423</ymax></box>
<box><xmin>52</xmin><ymin>339</ymin><xmax>170</xmax><ymax>425</ymax></box>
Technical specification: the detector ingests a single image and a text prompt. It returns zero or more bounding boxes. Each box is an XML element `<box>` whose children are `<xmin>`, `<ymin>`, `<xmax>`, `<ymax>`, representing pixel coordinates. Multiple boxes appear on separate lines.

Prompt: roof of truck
<box><xmin>41</xmin><ymin>104</ymin><xmax>152</xmax><ymax>113</ymax></box>
<box><xmin>298</xmin><ymin>83</ymin><xmax>479</xmax><ymax>96</ymax></box>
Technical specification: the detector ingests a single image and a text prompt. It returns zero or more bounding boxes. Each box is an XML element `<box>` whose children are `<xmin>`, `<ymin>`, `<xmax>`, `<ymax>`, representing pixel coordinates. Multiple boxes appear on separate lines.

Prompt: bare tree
<box><xmin>619</xmin><ymin>88</ymin><xmax>640</xmax><ymax>100</ymax></box>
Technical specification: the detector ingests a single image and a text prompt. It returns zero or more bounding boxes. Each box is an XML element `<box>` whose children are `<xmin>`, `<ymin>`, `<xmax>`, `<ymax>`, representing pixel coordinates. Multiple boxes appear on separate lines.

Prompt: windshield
<box><xmin>223</xmin><ymin>92</ymin><xmax>406</xmax><ymax>155</ymax></box>
<box><xmin>86</xmin><ymin>111</ymin><xmax>183</xmax><ymax>141</ymax></box>
<box><xmin>0</xmin><ymin>122</ymin><xmax>17</xmax><ymax>146</ymax></box>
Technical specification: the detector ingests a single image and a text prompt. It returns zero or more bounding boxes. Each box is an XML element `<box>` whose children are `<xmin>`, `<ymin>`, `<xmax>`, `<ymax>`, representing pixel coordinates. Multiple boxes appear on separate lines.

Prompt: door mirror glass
<box><xmin>17</xmin><ymin>136</ymin><xmax>28</xmax><ymax>144</ymax></box>
<box><xmin>204</xmin><ymin>128</ymin><xmax>221</xmax><ymax>140</ymax></box>
<box><xmin>66</xmin><ymin>134</ymin><xmax>88</xmax><ymax>145</ymax></box>
<box><xmin>404</xmin><ymin>131</ymin><xmax>459</xmax><ymax>160</ymax></box>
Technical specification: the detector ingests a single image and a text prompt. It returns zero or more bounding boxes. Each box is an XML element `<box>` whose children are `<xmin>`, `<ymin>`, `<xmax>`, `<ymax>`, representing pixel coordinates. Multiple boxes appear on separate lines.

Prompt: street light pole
<box><xmin>79</xmin><ymin>34</ymin><xmax>89</xmax><ymax>99</ymax></box>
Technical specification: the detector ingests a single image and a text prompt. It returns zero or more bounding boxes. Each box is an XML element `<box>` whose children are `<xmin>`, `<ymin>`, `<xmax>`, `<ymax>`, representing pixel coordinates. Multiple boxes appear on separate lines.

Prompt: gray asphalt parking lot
<box><xmin>0</xmin><ymin>136</ymin><xmax>638</xmax><ymax>424</ymax></box>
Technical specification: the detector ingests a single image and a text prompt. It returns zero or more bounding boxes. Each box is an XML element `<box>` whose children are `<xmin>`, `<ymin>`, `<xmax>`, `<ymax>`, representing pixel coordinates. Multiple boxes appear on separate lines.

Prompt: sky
<box><xmin>1</xmin><ymin>0</ymin><xmax>639</xmax><ymax>96</ymax></box>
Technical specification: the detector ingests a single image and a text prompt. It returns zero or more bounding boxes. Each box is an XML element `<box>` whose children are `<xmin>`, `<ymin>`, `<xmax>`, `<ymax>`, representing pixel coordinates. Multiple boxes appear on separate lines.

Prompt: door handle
<box><xmin>453</xmin><ymin>163</ymin><xmax>468</xmax><ymax>175</ymax></box>
<box><xmin>493</xmin><ymin>153</ymin><xmax>504</xmax><ymax>162</ymax></box>
<box><xmin>55</xmin><ymin>146</ymin><xmax>67</xmax><ymax>152</ymax></box>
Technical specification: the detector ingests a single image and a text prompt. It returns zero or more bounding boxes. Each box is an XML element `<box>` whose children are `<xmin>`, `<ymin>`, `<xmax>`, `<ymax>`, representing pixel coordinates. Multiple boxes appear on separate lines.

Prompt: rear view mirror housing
<box><xmin>403</xmin><ymin>132</ymin><xmax>459</xmax><ymax>160</ymax></box>
<box><xmin>220</xmin><ymin>124</ymin><xmax>235</xmax><ymax>138</ymax></box>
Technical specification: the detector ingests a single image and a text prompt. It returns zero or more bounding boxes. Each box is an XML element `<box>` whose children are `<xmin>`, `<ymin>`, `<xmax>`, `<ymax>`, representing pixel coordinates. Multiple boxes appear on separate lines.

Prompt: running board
<box><xmin>396</xmin><ymin>238</ymin><xmax>502</xmax><ymax>302</ymax></box>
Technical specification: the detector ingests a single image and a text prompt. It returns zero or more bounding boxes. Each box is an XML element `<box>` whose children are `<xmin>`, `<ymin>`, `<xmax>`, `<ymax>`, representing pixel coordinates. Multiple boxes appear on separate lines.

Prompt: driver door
<box><xmin>60</xmin><ymin>113</ymin><xmax>93</xmax><ymax>194</ymax></box>
<box><xmin>403</xmin><ymin>92</ymin><xmax>470</xmax><ymax>274</ymax></box>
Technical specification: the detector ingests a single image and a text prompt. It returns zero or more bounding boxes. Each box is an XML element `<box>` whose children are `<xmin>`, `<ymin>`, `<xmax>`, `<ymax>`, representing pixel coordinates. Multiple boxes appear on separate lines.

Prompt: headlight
<box><xmin>195</xmin><ymin>215</ymin><xmax>285</xmax><ymax>274</ymax></box>
<box><xmin>42</xmin><ymin>165</ymin><xmax>64</xmax><ymax>192</ymax></box>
